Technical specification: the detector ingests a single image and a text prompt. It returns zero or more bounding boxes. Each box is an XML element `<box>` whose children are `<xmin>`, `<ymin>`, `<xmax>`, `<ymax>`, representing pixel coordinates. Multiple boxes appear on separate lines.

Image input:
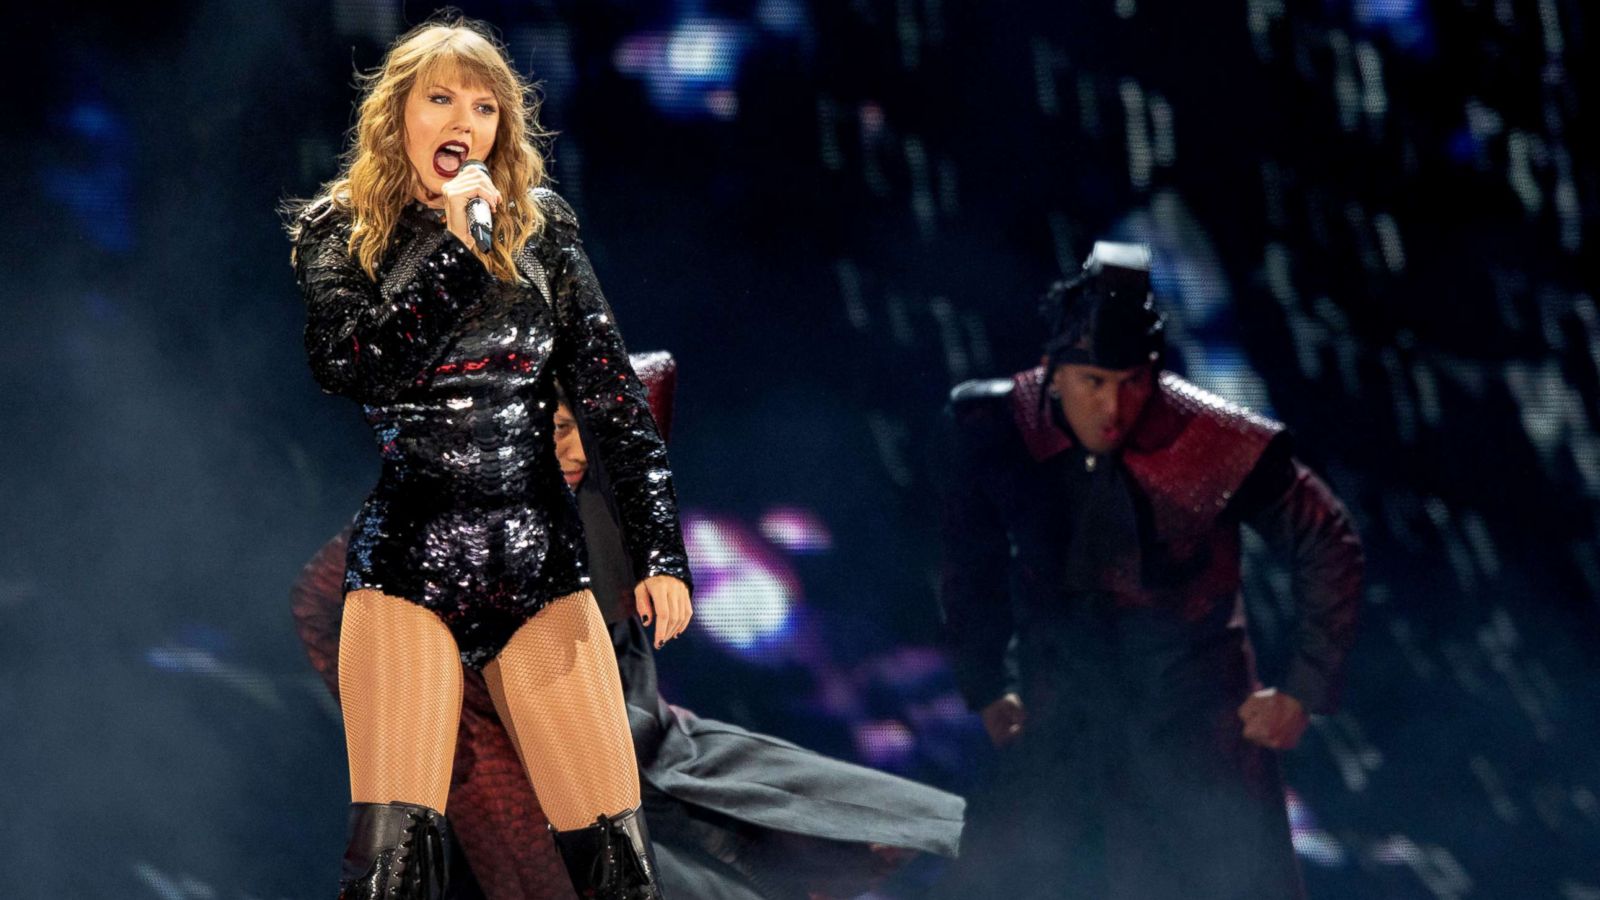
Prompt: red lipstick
<box><xmin>433</xmin><ymin>141</ymin><xmax>468</xmax><ymax>178</ymax></box>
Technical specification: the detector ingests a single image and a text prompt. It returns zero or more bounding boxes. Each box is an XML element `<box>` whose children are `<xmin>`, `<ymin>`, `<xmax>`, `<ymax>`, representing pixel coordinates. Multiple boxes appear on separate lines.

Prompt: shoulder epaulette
<box><xmin>532</xmin><ymin>186</ymin><xmax>579</xmax><ymax>228</ymax></box>
<box><xmin>300</xmin><ymin>195</ymin><xmax>335</xmax><ymax>224</ymax></box>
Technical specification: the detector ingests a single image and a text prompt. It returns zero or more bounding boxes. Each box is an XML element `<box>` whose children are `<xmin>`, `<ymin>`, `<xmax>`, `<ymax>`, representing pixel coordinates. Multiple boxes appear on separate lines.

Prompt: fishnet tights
<box><xmin>339</xmin><ymin>589</ymin><xmax>463</xmax><ymax>812</ymax></box>
<box><xmin>337</xmin><ymin>589</ymin><xmax>640</xmax><ymax>831</ymax></box>
<box><xmin>484</xmin><ymin>590</ymin><xmax>642</xmax><ymax>831</ymax></box>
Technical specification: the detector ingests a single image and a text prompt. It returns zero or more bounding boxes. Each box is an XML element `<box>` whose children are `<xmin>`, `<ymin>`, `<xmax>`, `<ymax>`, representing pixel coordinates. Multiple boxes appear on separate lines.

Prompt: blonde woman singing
<box><xmin>286</xmin><ymin>16</ymin><xmax>692</xmax><ymax>900</ymax></box>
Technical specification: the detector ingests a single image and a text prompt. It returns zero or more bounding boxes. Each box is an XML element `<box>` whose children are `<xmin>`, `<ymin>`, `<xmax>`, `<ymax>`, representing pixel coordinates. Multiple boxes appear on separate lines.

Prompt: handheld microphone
<box><xmin>460</xmin><ymin>159</ymin><xmax>494</xmax><ymax>252</ymax></box>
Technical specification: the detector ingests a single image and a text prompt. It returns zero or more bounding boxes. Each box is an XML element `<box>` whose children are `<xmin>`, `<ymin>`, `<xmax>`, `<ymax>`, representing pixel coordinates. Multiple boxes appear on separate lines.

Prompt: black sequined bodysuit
<box><xmin>292</xmin><ymin>188</ymin><xmax>691</xmax><ymax>668</ymax></box>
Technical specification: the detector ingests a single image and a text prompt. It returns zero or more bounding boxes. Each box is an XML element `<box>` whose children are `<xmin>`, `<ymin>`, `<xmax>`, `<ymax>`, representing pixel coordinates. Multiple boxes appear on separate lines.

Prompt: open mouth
<box><xmin>433</xmin><ymin>141</ymin><xmax>469</xmax><ymax>178</ymax></box>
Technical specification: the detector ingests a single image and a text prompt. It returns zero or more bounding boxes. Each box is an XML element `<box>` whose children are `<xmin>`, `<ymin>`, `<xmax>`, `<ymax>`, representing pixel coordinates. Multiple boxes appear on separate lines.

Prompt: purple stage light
<box><xmin>683</xmin><ymin>512</ymin><xmax>801</xmax><ymax>659</ymax></box>
<box><xmin>853</xmin><ymin>719</ymin><xmax>917</xmax><ymax>768</ymax></box>
<box><xmin>759</xmin><ymin>506</ymin><xmax>834</xmax><ymax>554</ymax></box>
<box><xmin>1286</xmin><ymin>788</ymin><xmax>1349</xmax><ymax>867</ymax></box>
<box><xmin>612</xmin><ymin>19</ymin><xmax>751</xmax><ymax>121</ymax></box>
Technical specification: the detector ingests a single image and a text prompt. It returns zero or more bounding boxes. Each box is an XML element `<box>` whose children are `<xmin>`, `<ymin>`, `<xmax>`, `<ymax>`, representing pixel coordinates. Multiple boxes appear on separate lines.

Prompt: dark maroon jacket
<box><xmin>938</xmin><ymin>367</ymin><xmax>1363</xmax><ymax>900</ymax></box>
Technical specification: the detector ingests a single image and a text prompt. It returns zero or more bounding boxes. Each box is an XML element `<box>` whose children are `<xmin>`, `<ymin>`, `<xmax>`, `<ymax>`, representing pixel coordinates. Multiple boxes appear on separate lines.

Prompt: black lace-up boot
<box><xmin>549</xmin><ymin>805</ymin><xmax>666</xmax><ymax>899</ymax></box>
<box><xmin>337</xmin><ymin>801</ymin><xmax>451</xmax><ymax>899</ymax></box>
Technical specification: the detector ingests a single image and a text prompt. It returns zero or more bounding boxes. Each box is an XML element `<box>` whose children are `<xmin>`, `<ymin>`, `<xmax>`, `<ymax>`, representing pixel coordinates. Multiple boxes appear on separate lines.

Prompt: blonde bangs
<box><xmin>412</xmin><ymin>47</ymin><xmax>499</xmax><ymax>98</ymax></box>
<box><xmin>307</xmin><ymin>18</ymin><xmax>551</xmax><ymax>284</ymax></box>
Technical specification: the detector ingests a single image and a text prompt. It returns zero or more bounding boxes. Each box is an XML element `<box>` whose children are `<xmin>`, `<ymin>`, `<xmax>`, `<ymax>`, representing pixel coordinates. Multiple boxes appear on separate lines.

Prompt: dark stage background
<box><xmin>4</xmin><ymin>1</ymin><xmax>1598</xmax><ymax>897</ymax></box>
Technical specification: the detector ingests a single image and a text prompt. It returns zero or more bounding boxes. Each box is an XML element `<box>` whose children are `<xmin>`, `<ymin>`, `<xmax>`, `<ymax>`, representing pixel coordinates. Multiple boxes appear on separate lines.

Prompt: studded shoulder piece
<box><xmin>1122</xmin><ymin>372</ymin><xmax>1285</xmax><ymax>541</ymax></box>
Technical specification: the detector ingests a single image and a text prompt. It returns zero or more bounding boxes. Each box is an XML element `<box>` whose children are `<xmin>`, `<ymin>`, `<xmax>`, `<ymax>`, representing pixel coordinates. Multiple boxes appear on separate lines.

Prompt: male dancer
<box><xmin>937</xmin><ymin>243</ymin><xmax>1363</xmax><ymax>899</ymax></box>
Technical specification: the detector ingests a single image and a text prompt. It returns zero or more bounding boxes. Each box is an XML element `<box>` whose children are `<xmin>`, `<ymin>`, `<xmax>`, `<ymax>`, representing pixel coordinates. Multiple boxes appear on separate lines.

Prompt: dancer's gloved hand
<box><xmin>981</xmin><ymin>692</ymin><xmax>1027</xmax><ymax>748</ymax></box>
<box><xmin>1238</xmin><ymin>687</ymin><xmax>1309</xmax><ymax>750</ymax></box>
<box><xmin>636</xmin><ymin>574</ymin><xmax>693</xmax><ymax>649</ymax></box>
<box><xmin>440</xmin><ymin>163</ymin><xmax>502</xmax><ymax>250</ymax></box>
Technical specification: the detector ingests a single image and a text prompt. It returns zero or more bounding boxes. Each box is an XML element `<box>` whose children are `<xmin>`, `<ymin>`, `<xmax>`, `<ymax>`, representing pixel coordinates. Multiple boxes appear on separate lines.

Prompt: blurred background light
<box><xmin>759</xmin><ymin>505</ymin><xmax>834</xmax><ymax>554</ymax></box>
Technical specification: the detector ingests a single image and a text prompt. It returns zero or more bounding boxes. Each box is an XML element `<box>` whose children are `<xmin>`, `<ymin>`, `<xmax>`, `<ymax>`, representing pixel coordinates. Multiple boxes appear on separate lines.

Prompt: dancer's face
<box><xmin>403</xmin><ymin>70</ymin><xmax>500</xmax><ymax>205</ymax></box>
<box><xmin>554</xmin><ymin>403</ymin><xmax>587</xmax><ymax>488</ymax></box>
<box><xmin>1050</xmin><ymin>362</ymin><xmax>1155</xmax><ymax>454</ymax></box>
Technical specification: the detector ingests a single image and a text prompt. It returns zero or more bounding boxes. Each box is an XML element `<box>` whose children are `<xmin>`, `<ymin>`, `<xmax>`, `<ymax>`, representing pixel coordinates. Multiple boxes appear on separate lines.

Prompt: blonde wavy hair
<box><xmin>307</xmin><ymin>16</ymin><xmax>550</xmax><ymax>283</ymax></box>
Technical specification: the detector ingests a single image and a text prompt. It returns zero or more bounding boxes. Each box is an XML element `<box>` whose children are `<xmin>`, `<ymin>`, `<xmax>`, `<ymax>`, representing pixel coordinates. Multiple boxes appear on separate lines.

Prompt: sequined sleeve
<box><xmin>544</xmin><ymin>199</ymin><xmax>693</xmax><ymax>590</ymax></box>
<box><xmin>292</xmin><ymin>207</ymin><xmax>491</xmax><ymax>406</ymax></box>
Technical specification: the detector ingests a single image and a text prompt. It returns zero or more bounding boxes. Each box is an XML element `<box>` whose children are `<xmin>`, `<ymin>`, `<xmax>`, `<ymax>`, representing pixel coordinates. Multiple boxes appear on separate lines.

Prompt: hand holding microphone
<box><xmin>441</xmin><ymin>159</ymin><xmax>501</xmax><ymax>252</ymax></box>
